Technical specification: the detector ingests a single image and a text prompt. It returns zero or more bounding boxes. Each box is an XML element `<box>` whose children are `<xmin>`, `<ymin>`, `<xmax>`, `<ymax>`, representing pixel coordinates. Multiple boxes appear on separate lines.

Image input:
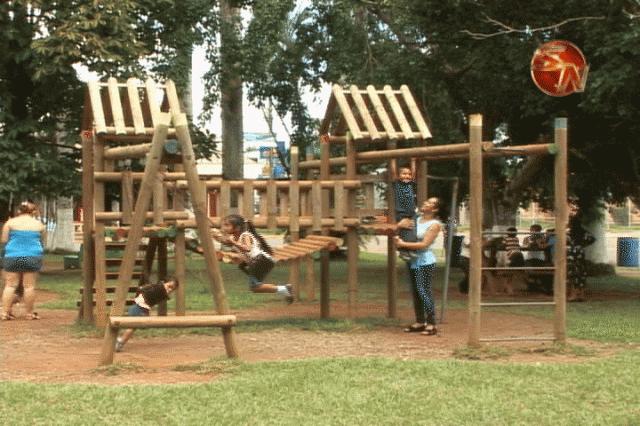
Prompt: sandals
<box><xmin>421</xmin><ymin>325</ymin><xmax>437</xmax><ymax>336</ymax></box>
<box><xmin>1</xmin><ymin>313</ymin><xmax>15</xmax><ymax>321</ymax></box>
<box><xmin>404</xmin><ymin>323</ymin><xmax>425</xmax><ymax>333</ymax></box>
<box><xmin>1</xmin><ymin>312</ymin><xmax>40</xmax><ymax>320</ymax></box>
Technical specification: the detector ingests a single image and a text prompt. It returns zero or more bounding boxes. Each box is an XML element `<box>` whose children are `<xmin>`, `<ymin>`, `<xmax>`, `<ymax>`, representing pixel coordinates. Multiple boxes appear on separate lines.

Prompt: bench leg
<box><xmin>99</xmin><ymin>325</ymin><xmax>119</xmax><ymax>366</ymax></box>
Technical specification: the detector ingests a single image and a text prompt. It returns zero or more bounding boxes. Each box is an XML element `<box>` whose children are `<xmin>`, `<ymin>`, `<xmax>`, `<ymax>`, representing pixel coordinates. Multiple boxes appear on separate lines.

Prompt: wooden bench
<box><xmin>102</xmin><ymin>314</ymin><xmax>237</xmax><ymax>364</ymax></box>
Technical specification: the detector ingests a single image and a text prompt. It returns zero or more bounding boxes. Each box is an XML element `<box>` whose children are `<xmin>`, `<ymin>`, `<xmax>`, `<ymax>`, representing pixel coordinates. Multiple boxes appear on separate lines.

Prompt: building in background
<box><xmin>196</xmin><ymin>132</ymin><xmax>288</xmax><ymax>179</ymax></box>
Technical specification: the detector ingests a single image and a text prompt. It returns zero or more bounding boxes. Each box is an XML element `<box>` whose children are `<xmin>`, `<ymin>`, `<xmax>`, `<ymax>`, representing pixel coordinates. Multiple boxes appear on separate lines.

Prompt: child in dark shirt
<box><xmin>392</xmin><ymin>166</ymin><xmax>418</xmax><ymax>262</ymax></box>
<box><xmin>115</xmin><ymin>276</ymin><xmax>179</xmax><ymax>352</ymax></box>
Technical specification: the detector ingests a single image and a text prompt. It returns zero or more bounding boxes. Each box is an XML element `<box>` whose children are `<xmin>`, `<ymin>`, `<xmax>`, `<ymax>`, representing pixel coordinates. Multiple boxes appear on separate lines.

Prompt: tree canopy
<box><xmin>205</xmin><ymin>0</ymin><xmax>640</xmax><ymax>221</ymax></box>
<box><xmin>0</xmin><ymin>0</ymin><xmax>215</xmax><ymax>220</ymax></box>
<box><xmin>2</xmin><ymin>0</ymin><xmax>640</xmax><ymax>223</ymax></box>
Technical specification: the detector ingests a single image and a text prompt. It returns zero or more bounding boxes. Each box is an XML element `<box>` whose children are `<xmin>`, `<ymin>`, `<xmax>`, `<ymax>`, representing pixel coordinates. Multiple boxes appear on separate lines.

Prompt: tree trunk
<box><xmin>183</xmin><ymin>47</ymin><xmax>194</xmax><ymax>122</ymax></box>
<box><xmin>584</xmin><ymin>206</ymin><xmax>608</xmax><ymax>264</ymax></box>
<box><xmin>47</xmin><ymin>197</ymin><xmax>77</xmax><ymax>252</ymax></box>
<box><xmin>220</xmin><ymin>1</ymin><xmax>243</xmax><ymax>200</ymax></box>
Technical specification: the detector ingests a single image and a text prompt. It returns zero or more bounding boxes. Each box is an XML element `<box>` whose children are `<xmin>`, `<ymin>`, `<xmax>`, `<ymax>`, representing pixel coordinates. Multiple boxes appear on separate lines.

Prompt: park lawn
<box><xmin>2</xmin><ymin>353</ymin><xmax>639</xmax><ymax>426</ymax></box>
<box><xmin>4</xmin><ymin>252</ymin><xmax>638</xmax><ymax>425</ymax></box>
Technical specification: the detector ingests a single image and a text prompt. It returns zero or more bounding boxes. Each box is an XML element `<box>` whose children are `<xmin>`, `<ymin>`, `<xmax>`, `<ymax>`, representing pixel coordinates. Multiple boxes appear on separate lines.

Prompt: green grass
<box><xmin>2</xmin><ymin>354</ymin><xmax>640</xmax><ymax>425</ymax></box>
<box><xmin>4</xmin><ymin>252</ymin><xmax>639</xmax><ymax>425</ymax></box>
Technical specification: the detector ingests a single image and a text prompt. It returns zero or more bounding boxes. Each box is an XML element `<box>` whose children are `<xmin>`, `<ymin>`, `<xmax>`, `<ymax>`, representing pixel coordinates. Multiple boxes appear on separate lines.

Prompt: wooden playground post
<box><xmin>173</xmin><ymin>167</ymin><xmax>187</xmax><ymax>315</ymax></box>
<box><xmin>156</xmin><ymin>238</ymin><xmax>168</xmax><ymax>316</ymax></box>
<box><xmin>468</xmin><ymin>114</ymin><xmax>483</xmax><ymax>347</ymax></box>
<box><xmin>387</xmin><ymin>141</ymin><xmax>398</xmax><ymax>319</ymax></box>
<box><xmin>319</xmin><ymin>134</ymin><xmax>331</xmax><ymax>318</ymax></box>
<box><xmin>416</xmin><ymin>140</ymin><xmax>428</xmax><ymax>207</ymax></box>
<box><xmin>96</xmin><ymin>141</ymin><xmax>110</xmax><ymax>326</ymax></box>
<box><xmin>345</xmin><ymin>132</ymin><xmax>358</xmax><ymax>318</ymax></box>
<box><xmin>81</xmin><ymin>130</ymin><xmax>95</xmax><ymax>324</ymax></box>
<box><xmin>553</xmin><ymin>118</ymin><xmax>568</xmax><ymax>342</ymax></box>
<box><xmin>289</xmin><ymin>146</ymin><xmax>301</xmax><ymax>299</ymax></box>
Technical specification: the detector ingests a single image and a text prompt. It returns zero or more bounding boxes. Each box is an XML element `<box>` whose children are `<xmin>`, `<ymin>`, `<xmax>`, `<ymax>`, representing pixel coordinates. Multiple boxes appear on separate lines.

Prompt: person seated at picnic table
<box><xmin>457</xmin><ymin>235</ymin><xmax>503</xmax><ymax>293</ymax></box>
<box><xmin>497</xmin><ymin>227</ymin><xmax>524</xmax><ymax>267</ymax></box>
<box><xmin>544</xmin><ymin>228</ymin><xmax>556</xmax><ymax>265</ymax></box>
<box><xmin>523</xmin><ymin>224</ymin><xmax>552</xmax><ymax>293</ymax></box>
<box><xmin>523</xmin><ymin>224</ymin><xmax>549</xmax><ymax>267</ymax></box>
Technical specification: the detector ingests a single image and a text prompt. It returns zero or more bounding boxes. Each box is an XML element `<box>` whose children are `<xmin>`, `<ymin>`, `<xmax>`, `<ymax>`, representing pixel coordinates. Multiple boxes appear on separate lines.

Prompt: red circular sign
<box><xmin>531</xmin><ymin>40</ymin><xmax>588</xmax><ymax>97</ymax></box>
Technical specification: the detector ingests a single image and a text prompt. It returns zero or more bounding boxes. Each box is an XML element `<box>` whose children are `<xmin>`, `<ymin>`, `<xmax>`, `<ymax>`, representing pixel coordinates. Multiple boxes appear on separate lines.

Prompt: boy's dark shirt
<box><xmin>136</xmin><ymin>282</ymin><xmax>170</xmax><ymax>309</ymax></box>
<box><xmin>392</xmin><ymin>179</ymin><xmax>417</xmax><ymax>219</ymax></box>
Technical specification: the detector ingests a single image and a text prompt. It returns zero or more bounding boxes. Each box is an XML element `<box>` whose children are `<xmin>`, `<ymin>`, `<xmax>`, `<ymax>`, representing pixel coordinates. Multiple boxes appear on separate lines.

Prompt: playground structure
<box><xmin>298</xmin><ymin>85</ymin><xmax>568</xmax><ymax>346</ymax></box>
<box><xmin>81</xmin><ymin>78</ymin><xmax>357</xmax><ymax>364</ymax></box>
<box><xmin>80</xmin><ymin>79</ymin><xmax>568</xmax><ymax>365</ymax></box>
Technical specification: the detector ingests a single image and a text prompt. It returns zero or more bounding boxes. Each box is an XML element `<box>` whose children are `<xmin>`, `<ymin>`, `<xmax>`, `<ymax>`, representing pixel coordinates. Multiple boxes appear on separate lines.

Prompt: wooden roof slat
<box><xmin>164</xmin><ymin>80</ymin><xmax>183</xmax><ymax>116</ymax></box>
<box><xmin>366</xmin><ymin>85</ymin><xmax>398</xmax><ymax>140</ymax></box>
<box><xmin>145</xmin><ymin>78</ymin><xmax>162</xmax><ymax>128</ymax></box>
<box><xmin>127</xmin><ymin>78</ymin><xmax>146</xmax><ymax>135</ymax></box>
<box><xmin>400</xmin><ymin>85</ymin><xmax>432</xmax><ymax>140</ymax></box>
<box><xmin>350</xmin><ymin>85</ymin><xmax>380</xmax><ymax>141</ymax></box>
<box><xmin>87</xmin><ymin>80</ymin><xmax>107</xmax><ymax>134</ymax></box>
<box><xmin>107</xmin><ymin>77</ymin><xmax>126</xmax><ymax>135</ymax></box>
<box><xmin>319</xmin><ymin>94</ymin><xmax>337</xmax><ymax>135</ymax></box>
<box><xmin>332</xmin><ymin>84</ymin><xmax>363</xmax><ymax>140</ymax></box>
<box><xmin>383</xmin><ymin>85</ymin><xmax>414</xmax><ymax>140</ymax></box>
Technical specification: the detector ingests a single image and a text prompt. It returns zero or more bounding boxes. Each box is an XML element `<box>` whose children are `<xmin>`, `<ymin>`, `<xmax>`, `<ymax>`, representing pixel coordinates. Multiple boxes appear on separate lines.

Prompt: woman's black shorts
<box><xmin>2</xmin><ymin>256</ymin><xmax>43</xmax><ymax>273</ymax></box>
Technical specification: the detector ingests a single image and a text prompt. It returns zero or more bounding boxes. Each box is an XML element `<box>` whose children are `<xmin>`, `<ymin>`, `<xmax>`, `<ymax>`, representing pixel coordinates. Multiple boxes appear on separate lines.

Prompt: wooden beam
<box><xmin>87</xmin><ymin>80</ymin><xmax>107</xmax><ymax>134</ymax></box>
<box><xmin>107</xmin><ymin>77</ymin><xmax>126</xmax><ymax>135</ymax></box>
<box><xmin>553</xmin><ymin>117</ymin><xmax>568</xmax><ymax>343</ymax></box>
<box><xmin>332</xmin><ymin>84</ymin><xmax>363</xmax><ymax>140</ymax></box>
<box><xmin>99</xmin><ymin>114</ymin><xmax>171</xmax><ymax>366</ymax></box>
<box><xmin>367</xmin><ymin>85</ymin><xmax>398</xmax><ymax>140</ymax></box>
<box><xmin>175</xmin><ymin>112</ymin><xmax>238</xmax><ymax>358</ymax></box>
<box><xmin>145</xmin><ymin>78</ymin><xmax>161</xmax><ymax>128</ymax></box>
<box><xmin>109</xmin><ymin>315</ymin><xmax>236</xmax><ymax>329</ymax></box>
<box><xmin>401</xmin><ymin>85</ymin><xmax>432</xmax><ymax>139</ymax></box>
<box><xmin>81</xmin><ymin>130</ymin><xmax>96</xmax><ymax>324</ymax></box>
<box><xmin>298</xmin><ymin>142</ymin><xmax>494</xmax><ymax>168</ymax></box>
<box><xmin>383</xmin><ymin>85</ymin><xmax>414</xmax><ymax>139</ymax></box>
<box><xmin>127</xmin><ymin>78</ymin><xmax>146</xmax><ymax>134</ymax></box>
<box><xmin>350</xmin><ymin>85</ymin><xmax>381</xmax><ymax>141</ymax></box>
<box><xmin>468</xmin><ymin>114</ymin><xmax>483</xmax><ymax>348</ymax></box>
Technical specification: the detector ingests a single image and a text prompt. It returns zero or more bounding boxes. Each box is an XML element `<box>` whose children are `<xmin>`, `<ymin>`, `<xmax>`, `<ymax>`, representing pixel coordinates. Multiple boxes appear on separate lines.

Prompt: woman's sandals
<box><xmin>404</xmin><ymin>323</ymin><xmax>425</xmax><ymax>333</ymax></box>
<box><xmin>1</xmin><ymin>313</ymin><xmax>15</xmax><ymax>321</ymax></box>
<box><xmin>421</xmin><ymin>325</ymin><xmax>437</xmax><ymax>336</ymax></box>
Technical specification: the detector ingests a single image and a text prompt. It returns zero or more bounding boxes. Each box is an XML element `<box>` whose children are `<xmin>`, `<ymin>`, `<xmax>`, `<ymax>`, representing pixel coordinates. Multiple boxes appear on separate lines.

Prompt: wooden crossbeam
<box><xmin>109</xmin><ymin>315</ymin><xmax>236</xmax><ymax>329</ymax></box>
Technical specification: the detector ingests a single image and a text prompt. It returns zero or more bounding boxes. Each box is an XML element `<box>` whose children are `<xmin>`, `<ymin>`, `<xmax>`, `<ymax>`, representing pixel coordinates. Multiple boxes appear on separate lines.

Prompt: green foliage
<box><xmin>197</xmin><ymin>0</ymin><xmax>640</xmax><ymax>211</ymax></box>
<box><xmin>0</xmin><ymin>0</ymin><xmax>216</xmax><ymax>220</ymax></box>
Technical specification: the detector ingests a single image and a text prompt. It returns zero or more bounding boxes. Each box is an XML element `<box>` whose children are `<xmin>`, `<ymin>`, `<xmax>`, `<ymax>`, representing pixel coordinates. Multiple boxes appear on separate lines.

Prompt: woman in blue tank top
<box><xmin>396</xmin><ymin>197</ymin><xmax>443</xmax><ymax>336</ymax></box>
<box><xmin>1</xmin><ymin>201</ymin><xmax>46</xmax><ymax>320</ymax></box>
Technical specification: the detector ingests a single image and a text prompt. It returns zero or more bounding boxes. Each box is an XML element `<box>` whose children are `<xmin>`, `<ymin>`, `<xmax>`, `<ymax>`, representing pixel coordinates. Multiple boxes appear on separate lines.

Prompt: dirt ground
<box><xmin>1</xmin><ymin>282</ymin><xmax>630</xmax><ymax>386</ymax></box>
